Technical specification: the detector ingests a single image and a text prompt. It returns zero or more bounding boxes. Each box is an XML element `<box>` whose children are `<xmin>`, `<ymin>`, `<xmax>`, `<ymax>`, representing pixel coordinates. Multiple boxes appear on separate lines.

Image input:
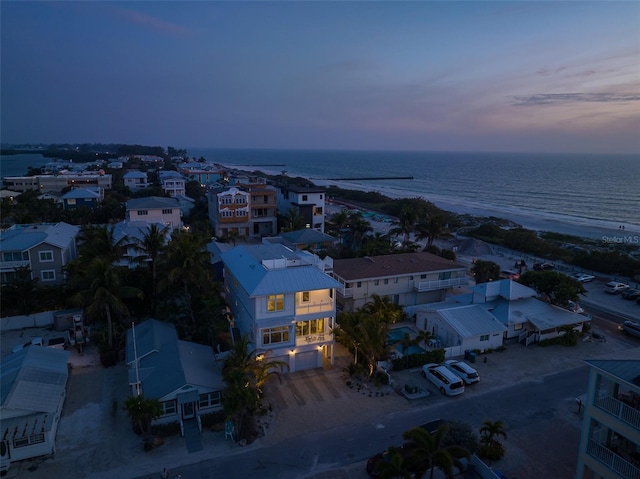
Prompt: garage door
<box><xmin>295</xmin><ymin>350</ymin><xmax>320</xmax><ymax>371</ymax></box>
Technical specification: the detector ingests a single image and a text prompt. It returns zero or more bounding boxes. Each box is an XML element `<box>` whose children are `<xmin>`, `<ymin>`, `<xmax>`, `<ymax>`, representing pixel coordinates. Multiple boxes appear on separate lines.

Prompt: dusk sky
<box><xmin>1</xmin><ymin>1</ymin><xmax>639</xmax><ymax>154</ymax></box>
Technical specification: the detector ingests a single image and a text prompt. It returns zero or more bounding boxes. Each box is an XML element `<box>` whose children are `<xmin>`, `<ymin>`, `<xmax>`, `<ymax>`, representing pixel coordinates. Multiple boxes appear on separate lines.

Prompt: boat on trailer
<box><xmin>618</xmin><ymin>321</ymin><xmax>640</xmax><ymax>338</ymax></box>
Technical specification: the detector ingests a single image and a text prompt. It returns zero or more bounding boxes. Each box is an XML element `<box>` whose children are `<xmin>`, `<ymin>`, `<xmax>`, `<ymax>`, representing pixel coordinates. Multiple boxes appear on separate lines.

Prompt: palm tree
<box><xmin>124</xmin><ymin>395</ymin><xmax>162</xmax><ymax>442</ymax></box>
<box><xmin>161</xmin><ymin>229</ymin><xmax>211</xmax><ymax>324</ymax></box>
<box><xmin>357</xmin><ymin>314</ymin><xmax>392</xmax><ymax>378</ymax></box>
<box><xmin>73</xmin><ymin>259</ymin><xmax>143</xmax><ymax>348</ymax></box>
<box><xmin>134</xmin><ymin>223</ymin><xmax>169</xmax><ymax>313</ymax></box>
<box><xmin>479</xmin><ymin>420</ymin><xmax>507</xmax><ymax>463</ymax></box>
<box><xmin>415</xmin><ymin>213</ymin><xmax>448</xmax><ymax>248</ymax></box>
<box><xmin>282</xmin><ymin>207</ymin><xmax>306</xmax><ymax>232</ymax></box>
<box><xmin>222</xmin><ymin>335</ymin><xmax>288</xmax><ymax>441</ymax></box>
<box><xmin>363</xmin><ymin>294</ymin><xmax>403</xmax><ymax>325</ymax></box>
<box><xmin>346</xmin><ymin>211</ymin><xmax>373</xmax><ymax>250</ymax></box>
<box><xmin>79</xmin><ymin>224</ymin><xmax>129</xmax><ymax>264</ymax></box>
<box><xmin>390</xmin><ymin>205</ymin><xmax>417</xmax><ymax>247</ymax></box>
<box><xmin>375</xmin><ymin>446</ymin><xmax>413</xmax><ymax>479</ymax></box>
<box><xmin>403</xmin><ymin>425</ymin><xmax>470</xmax><ymax>479</ymax></box>
<box><xmin>471</xmin><ymin>259</ymin><xmax>501</xmax><ymax>284</ymax></box>
<box><xmin>327</xmin><ymin>209</ymin><xmax>349</xmax><ymax>242</ymax></box>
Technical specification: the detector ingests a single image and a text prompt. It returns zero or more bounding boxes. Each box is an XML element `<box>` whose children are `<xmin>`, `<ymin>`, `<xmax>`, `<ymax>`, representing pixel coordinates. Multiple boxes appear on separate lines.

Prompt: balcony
<box><xmin>414</xmin><ymin>277</ymin><xmax>469</xmax><ymax>292</ymax></box>
<box><xmin>596</xmin><ymin>395</ymin><xmax>640</xmax><ymax>431</ymax></box>
<box><xmin>337</xmin><ymin>287</ymin><xmax>353</xmax><ymax>298</ymax></box>
<box><xmin>295</xmin><ymin>300</ymin><xmax>335</xmax><ymax>315</ymax></box>
<box><xmin>587</xmin><ymin>439</ymin><xmax>640</xmax><ymax>479</ymax></box>
<box><xmin>0</xmin><ymin>259</ymin><xmax>30</xmax><ymax>270</ymax></box>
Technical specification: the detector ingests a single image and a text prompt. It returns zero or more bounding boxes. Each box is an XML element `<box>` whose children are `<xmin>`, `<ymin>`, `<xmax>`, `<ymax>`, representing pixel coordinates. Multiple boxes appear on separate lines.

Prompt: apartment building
<box><xmin>331</xmin><ymin>251</ymin><xmax>469</xmax><ymax>312</ymax></box>
<box><xmin>575</xmin><ymin>349</ymin><xmax>640</xmax><ymax>479</ymax></box>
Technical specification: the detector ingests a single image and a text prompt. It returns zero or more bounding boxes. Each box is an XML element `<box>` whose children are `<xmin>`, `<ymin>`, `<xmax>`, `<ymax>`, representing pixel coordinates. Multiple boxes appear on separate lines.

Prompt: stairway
<box><xmin>182</xmin><ymin>418</ymin><xmax>203</xmax><ymax>453</ymax></box>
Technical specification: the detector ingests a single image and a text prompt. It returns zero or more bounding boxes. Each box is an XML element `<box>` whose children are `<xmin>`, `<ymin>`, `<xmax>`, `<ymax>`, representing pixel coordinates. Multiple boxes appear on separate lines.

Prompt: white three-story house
<box><xmin>221</xmin><ymin>243</ymin><xmax>341</xmax><ymax>372</ymax></box>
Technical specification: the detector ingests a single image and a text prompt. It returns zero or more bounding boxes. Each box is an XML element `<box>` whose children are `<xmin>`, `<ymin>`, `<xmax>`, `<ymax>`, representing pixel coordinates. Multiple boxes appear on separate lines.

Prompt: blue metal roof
<box><xmin>221</xmin><ymin>244</ymin><xmax>341</xmax><ymax>297</ymax></box>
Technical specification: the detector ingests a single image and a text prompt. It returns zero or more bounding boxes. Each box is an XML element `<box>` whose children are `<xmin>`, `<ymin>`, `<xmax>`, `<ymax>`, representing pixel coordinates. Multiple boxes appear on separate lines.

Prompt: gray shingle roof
<box><xmin>126</xmin><ymin>196</ymin><xmax>180</xmax><ymax>210</ymax></box>
<box><xmin>332</xmin><ymin>252</ymin><xmax>466</xmax><ymax>281</ymax></box>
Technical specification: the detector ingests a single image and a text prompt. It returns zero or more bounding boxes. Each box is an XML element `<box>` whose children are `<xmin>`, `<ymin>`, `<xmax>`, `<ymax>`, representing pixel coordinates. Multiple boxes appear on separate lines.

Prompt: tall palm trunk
<box><xmin>105</xmin><ymin>304</ymin><xmax>113</xmax><ymax>348</ymax></box>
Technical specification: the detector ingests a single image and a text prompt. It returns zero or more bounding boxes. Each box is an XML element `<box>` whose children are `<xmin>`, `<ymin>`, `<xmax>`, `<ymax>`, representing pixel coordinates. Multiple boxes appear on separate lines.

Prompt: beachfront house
<box><xmin>471</xmin><ymin>279</ymin><xmax>590</xmax><ymax>344</ymax></box>
<box><xmin>277</xmin><ymin>186</ymin><xmax>326</xmax><ymax>233</ymax></box>
<box><xmin>125</xmin><ymin>196</ymin><xmax>182</xmax><ymax>231</ymax></box>
<box><xmin>0</xmin><ymin>222</ymin><xmax>80</xmax><ymax>285</ymax></box>
<box><xmin>176</xmin><ymin>162</ymin><xmax>222</xmax><ymax>185</ymax></box>
<box><xmin>275</xmin><ymin>228</ymin><xmax>339</xmax><ymax>252</ymax></box>
<box><xmin>159</xmin><ymin>170</ymin><xmax>186</xmax><ymax>197</ymax></box>
<box><xmin>414</xmin><ymin>303</ymin><xmax>507</xmax><ymax>356</ymax></box>
<box><xmin>208</xmin><ymin>181</ymin><xmax>278</xmax><ymax>240</ymax></box>
<box><xmin>123</xmin><ymin>170</ymin><xmax>149</xmax><ymax>191</ymax></box>
<box><xmin>125</xmin><ymin>320</ymin><xmax>224</xmax><ymax>435</ymax></box>
<box><xmin>220</xmin><ymin>243</ymin><xmax>341</xmax><ymax>372</ymax></box>
<box><xmin>0</xmin><ymin>347</ymin><xmax>70</xmax><ymax>473</ymax></box>
<box><xmin>331</xmin><ymin>252</ymin><xmax>469</xmax><ymax>312</ymax></box>
<box><xmin>575</xmin><ymin>349</ymin><xmax>640</xmax><ymax>479</ymax></box>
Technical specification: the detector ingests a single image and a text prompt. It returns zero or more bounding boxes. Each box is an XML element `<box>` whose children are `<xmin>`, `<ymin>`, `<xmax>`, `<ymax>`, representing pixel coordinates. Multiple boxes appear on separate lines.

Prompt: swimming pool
<box><xmin>387</xmin><ymin>327</ymin><xmax>416</xmax><ymax>342</ymax></box>
<box><xmin>395</xmin><ymin>344</ymin><xmax>426</xmax><ymax>355</ymax></box>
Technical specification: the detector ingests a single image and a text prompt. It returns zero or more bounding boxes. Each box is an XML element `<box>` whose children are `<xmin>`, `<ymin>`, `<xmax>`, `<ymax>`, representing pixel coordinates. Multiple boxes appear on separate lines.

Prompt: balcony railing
<box><xmin>0</xmin><ymin>259</ymin><xmax>30</xmax><ymax>270</ymax></box>
<box><xmin>337</xmin><ymin>287</ymin><xmax>353</xmax><ymax>298</ymax></box>
<box><xmin>414</xmin><ymin>277</ymin><xmax>469</xmax><ymax>292</ymax></box>
<box><xmin>595</xmin><ymin>395</ymin><xmax>640</xmax><ymax>431</ymax></box>
<box><xmin>295</xmin><ymin>301</ymin><xmax>335</xmax><ymax>315</ymax></box>
<box><xmin>587</xmin><ymin>439</ymin><xmax>640</xmax><ymax>479</ymax></box>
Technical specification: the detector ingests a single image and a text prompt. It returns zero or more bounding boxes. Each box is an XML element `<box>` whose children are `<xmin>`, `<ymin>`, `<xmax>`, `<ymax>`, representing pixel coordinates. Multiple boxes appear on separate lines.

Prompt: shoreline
<box><xmin>223</xmin><ymin>163</ymin><xmax>640</xmax><ymax>242</ymax></box>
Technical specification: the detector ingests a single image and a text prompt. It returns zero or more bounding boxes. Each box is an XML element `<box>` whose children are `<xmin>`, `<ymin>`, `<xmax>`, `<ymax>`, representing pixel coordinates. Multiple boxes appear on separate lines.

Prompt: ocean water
<box><xmin>189</xmin><ymin>148</ymin><xmax>640</xmax><ymax>238</ymax></box>
<box><xmin>3</xmin><ymin>149</ymin><xmax>639</xmax><ymax>239</ymax></box>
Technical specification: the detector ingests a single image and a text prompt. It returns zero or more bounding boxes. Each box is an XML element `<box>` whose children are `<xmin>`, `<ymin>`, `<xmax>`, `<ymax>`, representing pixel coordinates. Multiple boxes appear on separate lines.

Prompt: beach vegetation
<box><xmin>518</xmin><ymin>270</ymin><xmax>585</xmax><ymax>306</ymax></box>
<box><xmin>403</xmin><ymin>424</ymin><xmax>471</xmax><ymax>479</ymax></box>
<box><xmin>471</xmin><ymin>260</ymin><xmax>501</xmax><ymax>283</ymax></box>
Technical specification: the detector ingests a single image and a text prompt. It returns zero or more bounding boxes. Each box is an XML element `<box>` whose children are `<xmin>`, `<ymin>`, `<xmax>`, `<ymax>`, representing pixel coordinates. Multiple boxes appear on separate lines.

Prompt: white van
<box><xmin>444</xmin><ymin>360</ymin><xmax>480</xmax><ymax>384</ymax></box>
<box><xmin>421</xmin><ymin>363</ymin><xmax>465</xmax><ymax>396</ymax></box>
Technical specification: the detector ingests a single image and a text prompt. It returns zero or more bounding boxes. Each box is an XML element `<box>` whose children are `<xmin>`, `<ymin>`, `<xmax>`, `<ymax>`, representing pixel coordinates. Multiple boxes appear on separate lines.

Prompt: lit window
<box><xmin>296</xmin><ymin>318</ymin><xmax>324</xmax><ymax>336</ymax></box>
<box><xmin>302</xmin><ymin>291</ymin><xmax>310</xmax><ymax>302</ymax></box>
<box><xmin>267</xmin><ymin>294</ymin><xmax>284</xmax><ymax>312</ymax></box>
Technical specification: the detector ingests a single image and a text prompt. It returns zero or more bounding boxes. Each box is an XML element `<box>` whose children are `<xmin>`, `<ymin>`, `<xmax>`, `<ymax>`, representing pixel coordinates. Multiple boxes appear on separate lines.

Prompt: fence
<box><xmin>0</xmin><ymin>311</ymin><xmax>55</xmax><ymax>331</ymax></box>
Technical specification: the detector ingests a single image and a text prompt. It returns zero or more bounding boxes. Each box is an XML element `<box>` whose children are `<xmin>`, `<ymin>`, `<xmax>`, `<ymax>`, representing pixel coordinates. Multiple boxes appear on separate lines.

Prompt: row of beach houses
<box><xmin>2</xmin><ymin>165</ymin><xmax>637</xmax><ymax>478</ymax></box>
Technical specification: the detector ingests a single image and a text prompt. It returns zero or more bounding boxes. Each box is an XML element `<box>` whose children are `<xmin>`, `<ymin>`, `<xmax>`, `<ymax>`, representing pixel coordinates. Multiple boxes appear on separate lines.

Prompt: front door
<box><xmin>182</xmin><ymin>401</ymin><xmax>195</xmax><ymax>420</ymax></box>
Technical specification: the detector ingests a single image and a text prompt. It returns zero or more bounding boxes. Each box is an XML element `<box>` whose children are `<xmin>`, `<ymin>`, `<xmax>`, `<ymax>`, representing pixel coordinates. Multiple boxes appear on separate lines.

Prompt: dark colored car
<box><xmin>533</xmin><ymin>262</ymin><xmax>554</xmax><ymax>271</ymax></box>
<box><xmin>622</xmin><ymin>289</ymin><xmax>640</xmax><ymax>300</ymax></box>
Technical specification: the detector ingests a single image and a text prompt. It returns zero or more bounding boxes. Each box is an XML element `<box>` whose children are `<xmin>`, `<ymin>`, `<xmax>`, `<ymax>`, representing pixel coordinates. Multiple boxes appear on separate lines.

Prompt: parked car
<box><xmin>570</xmin><ymin>273</ymin><xmax>595</xmax><ymax>283</ymax></box>
<box><xmin>604</xmin><ymin>282</ymin><xmax>630</xmax><ymax>294</ymax></box>
<box><xmin>421</xmin><ymin>363</ymin><xmax>465</xmax><ymax>396</ymax></box>
<box><xmin>500</xmin><ymin>270</ymin><xmax>520</xmax><ymax>280</ymax></box>
<box><xmin>621</xmin><ymin>288</ymin><xmax>640</xmax><ymax>300</ymax></box>
<box><xmin>533</xmin><ymin>262</ymin><xmax>554</xmax><ymax>271</ymax></box>
<box><xmin>444</xmin><ymin>360</ymin><xmax>480</xmax><ymax>384</ymax></box>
